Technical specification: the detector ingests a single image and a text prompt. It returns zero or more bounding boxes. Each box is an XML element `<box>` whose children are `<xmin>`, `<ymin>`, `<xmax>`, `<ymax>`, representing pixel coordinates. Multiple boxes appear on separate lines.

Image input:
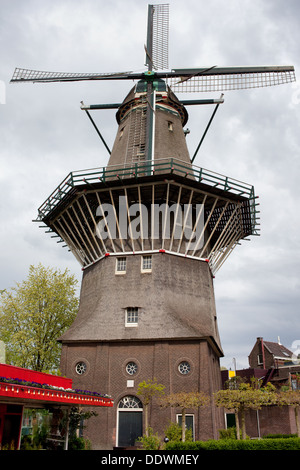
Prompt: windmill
<box><xmin>10</xmin><ymin>4</ymin><xmax>296</xmax><ymax>447</ymax></box>
<box><xmin>10</xmin><ymin>4</ymin><xmax>295</xmax><ymax>164</ymax></box>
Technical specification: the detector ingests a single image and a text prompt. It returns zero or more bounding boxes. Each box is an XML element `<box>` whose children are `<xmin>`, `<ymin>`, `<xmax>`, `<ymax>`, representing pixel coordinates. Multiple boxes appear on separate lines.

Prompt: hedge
<box><xmin>165</xmin><ymin>438</ymin><xmax>300</xmax><ymax>451</ymax></box>
<box><xmin>262</xmin><ymin>433</ymin><xmax>298</xmax><ymax>439</ymax></box>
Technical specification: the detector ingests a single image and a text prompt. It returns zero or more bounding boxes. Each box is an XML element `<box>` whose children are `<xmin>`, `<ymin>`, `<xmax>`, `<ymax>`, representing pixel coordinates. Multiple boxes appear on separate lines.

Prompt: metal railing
<box><xmin>37</xmin><ymin>158</ymin><xmax>256</xmax><ymax>220</ymax></box>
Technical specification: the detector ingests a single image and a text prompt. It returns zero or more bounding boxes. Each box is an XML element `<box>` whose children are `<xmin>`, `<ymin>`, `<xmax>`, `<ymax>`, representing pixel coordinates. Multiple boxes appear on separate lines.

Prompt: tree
<box><xmin>160</xmin><ymin>391</ymin><xmax>210</xmax><ymax>442</ymax></box>
<box><xmin>0</xmin><ymin>264</ymin><xmax>79</xmax><ymax>372</ymax></box>
<box><xmin>214</xmin><ymin>381</ymin><xmax>278</xmax><ymax>439</ymax></box>
<box><xmin>65</xmin><ymin>406</ymin><xmax>97</xmax><ymax>450</ymax></box>
<box><xmin>137</xmin><ymin>379</ymin><xmax>165</xmax><ymax>437</ymax></box>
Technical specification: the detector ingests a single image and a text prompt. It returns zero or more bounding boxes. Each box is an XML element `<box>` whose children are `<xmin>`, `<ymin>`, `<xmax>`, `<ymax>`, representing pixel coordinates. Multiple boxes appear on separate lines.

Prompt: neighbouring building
<box><xmin>222</xmin><ymin>337</ymin><xmax>300</xmax><ymax>437</ymax></box>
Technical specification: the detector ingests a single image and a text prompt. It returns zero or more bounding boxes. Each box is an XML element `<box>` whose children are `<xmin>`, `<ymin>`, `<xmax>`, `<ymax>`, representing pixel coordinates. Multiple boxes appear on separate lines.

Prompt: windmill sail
<box><xmin>10</xmin><ymin>65</ymin><xmax>295</xmax><ymax>91</ymax></box>
<box><xmin>144</xmin><ymin>4</ymin><xmax>169</xmax><ymax>165</ymax></box>
<box><xmin>10</xmin><ymin>68</ymin><xmax>134</xmax><ymax>83</ymax></box>
<box><xmin>168</xmin><ymin>66</ymin><xmax>296</xmax><ymax>92</ymax></box>
<box><xmin>145</xmin><ymin>3</ymin><xmax>169</xmax><ymax>71</ymax></box>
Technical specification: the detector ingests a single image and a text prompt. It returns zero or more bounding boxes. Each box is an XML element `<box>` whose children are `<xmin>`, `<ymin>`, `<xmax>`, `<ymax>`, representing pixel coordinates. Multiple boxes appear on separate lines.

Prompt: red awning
<box><xmin>0</xmin><ymin>381</ymin><xmax>113</xmax><ymax>407</ymax></box>
<box><xmin>0</xmin><ymin>363</ymin><xmax>113</xmax><ymax>408</ymax></box>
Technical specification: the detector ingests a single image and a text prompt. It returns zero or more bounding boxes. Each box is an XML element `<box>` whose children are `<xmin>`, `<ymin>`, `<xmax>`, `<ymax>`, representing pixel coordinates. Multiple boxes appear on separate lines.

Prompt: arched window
<box><xmin>118</xmin><ymin>395</ymin><xmax>143</xmax><ymax>409</ymax></box>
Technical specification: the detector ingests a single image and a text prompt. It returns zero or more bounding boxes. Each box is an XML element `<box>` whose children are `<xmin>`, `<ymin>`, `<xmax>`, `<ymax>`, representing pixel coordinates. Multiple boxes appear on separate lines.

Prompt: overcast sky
<box><xmin>1</xmin><ymin>0</ymin><xmax>299</xmax><ymax>370</ymax></box>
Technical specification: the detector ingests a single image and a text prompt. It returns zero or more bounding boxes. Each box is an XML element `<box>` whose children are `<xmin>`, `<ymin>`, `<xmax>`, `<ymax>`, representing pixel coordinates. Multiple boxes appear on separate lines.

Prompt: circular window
<box><xmin>126</xmin><ymin>361</ymin><xmax>138</xmax><ymax>375</ymax></box>
<box><xmin>178</xmin><ymin>361</ymin><xmax>191</xmax><ymax>375</ymax></box>
<box><xmin>75</xmin><ymin>361</ymin><xmax>87</xmax><ymax>375</ymax></box>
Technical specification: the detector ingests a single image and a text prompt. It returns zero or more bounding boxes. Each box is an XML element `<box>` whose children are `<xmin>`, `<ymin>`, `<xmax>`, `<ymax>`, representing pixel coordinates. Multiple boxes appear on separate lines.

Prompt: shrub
<box><xmin>262</xmin><ymin>433</ymin><xmax>297</xmax><ymax>439</ymax></box>
<box><xmin>219</xmin><ymin>427</ymin><xmax>246</xmax><ymax>440</ymax></box>
<box><xmin>165</xmin><ymin>437</ymin><xmax>300</xmax><ymax>451</ymax></box>
<box><xmin>219</xmin><ymin>428</ymin><xmax>237</xmax><ymax>440</ymax></box>
<box><xmin>137</xmin><ymin>427</ymin><xmax>162</xmax><ymax>450</ymax></box>
<box><xmin>165</xmin><ymin>422</ymin><xmax>193</xmax><ymax>442</ymax></box>
<box><xmin>69</xmin><ymin>436</ymin><xmax>91</xmax><ymax>450</ymax></box>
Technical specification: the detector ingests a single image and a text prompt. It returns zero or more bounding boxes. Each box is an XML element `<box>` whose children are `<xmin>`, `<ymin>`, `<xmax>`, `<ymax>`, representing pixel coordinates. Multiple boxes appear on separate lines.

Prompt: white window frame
<box><xmin>125</xmin><ymin>307</ymin><xmax>139</xmax><ymax>327</ymax></box>
<box><xmin>141</xmin><ymin>255</ymin><xmax>152</xmax><ymax>273</ymax></box>
<box><xmin>116</xmin><ymin>257</ymin><xmax>127</xmax><ymax>274</ymax></box>
<box><xmin>176</xmin><ymin>414</ymin><xmax>195</xmax><ymax>440</ymax></box>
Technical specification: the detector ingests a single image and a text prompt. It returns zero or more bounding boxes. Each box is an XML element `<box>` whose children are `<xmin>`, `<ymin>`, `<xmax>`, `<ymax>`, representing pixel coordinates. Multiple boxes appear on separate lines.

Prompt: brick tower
<box><xmin>11</xmin><ymin>4</ymin><xmax>295</xmax><ymax>449</ymax></box>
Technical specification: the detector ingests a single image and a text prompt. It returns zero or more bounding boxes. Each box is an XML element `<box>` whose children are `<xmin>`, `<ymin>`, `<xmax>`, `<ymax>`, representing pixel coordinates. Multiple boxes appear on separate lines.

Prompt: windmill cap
<box><xmin>116</xmin><ymin>80</ymin><xmax>188</xmax><ymax>127</ymax></box>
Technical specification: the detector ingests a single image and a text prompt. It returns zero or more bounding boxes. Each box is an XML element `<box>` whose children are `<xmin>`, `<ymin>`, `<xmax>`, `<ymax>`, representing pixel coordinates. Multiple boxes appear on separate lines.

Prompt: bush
<box><xmin>165</xmin><ymin>437</ymin><xmax>300</xmax><ymax>451</ymax></box>
<box><xmin>219</xmin><ymin>428</ymin><xmax>238</xmax><ymax>440</ymax></box>
<box><xmin>262</xmin><ymin>433</ymin><xmax>297</xmax><ymax>439</ymax></box>
<box><xmin>68</xmin><ymin>436</ymin><xmax>91</xmax><ymax>450</ymax></box>
<box><xmin>165</xmin><ymin>421</ymin><xmax>193</xmax><ymax>442</ymax></box>
<box><xmin>137</xmin><ymin>427</ymin><xmax>162</xmax><ymax>450</ymax></box>
<box><xmin>219</xmin><ymin>427</ymin><xmax>246</xmax><ymax>440</ymax></box>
